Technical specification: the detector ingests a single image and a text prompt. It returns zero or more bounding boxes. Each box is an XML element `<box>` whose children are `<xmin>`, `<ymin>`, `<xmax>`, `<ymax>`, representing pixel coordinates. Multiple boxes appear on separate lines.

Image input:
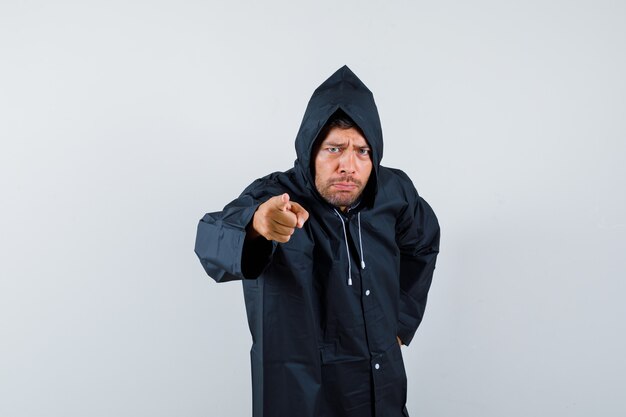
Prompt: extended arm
<box><xmin>195</xmin><ymin>191</ymin><xmax>272</xmax><ymax>282</ymax></box>
<box><xmin>194</xmin><ymin>179</ymin><xmax>308</xmax><ymax>282</ymax></box>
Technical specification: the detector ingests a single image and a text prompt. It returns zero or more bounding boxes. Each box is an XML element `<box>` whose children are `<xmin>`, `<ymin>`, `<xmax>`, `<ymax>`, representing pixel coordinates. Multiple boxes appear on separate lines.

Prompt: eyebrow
<box><xmin>323</xmin><ymin>141</ymin><xmax>370</xmax><ymax>149</ymax></box>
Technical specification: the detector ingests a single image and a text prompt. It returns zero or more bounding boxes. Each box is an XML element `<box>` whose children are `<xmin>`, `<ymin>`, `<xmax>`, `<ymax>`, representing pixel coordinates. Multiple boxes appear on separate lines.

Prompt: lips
<box><xmin>331</xmin><ymin>182</ymin><xmax>358</xmax><ymax>190</ymax></box>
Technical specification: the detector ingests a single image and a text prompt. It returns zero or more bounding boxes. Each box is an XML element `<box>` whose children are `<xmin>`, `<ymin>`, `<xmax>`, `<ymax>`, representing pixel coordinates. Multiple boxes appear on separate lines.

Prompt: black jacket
<box><xmin>195</xmin><ymin>66</ymin><xmax>440</xmax><ymax>417</ymax></box>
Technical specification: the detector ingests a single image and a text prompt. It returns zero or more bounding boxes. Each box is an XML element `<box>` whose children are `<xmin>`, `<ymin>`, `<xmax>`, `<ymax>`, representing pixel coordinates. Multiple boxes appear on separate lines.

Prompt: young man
<box><xmin>195</xmin><ymin>66</ymin><xmax>440</xmax><ymax>417</ymax></box>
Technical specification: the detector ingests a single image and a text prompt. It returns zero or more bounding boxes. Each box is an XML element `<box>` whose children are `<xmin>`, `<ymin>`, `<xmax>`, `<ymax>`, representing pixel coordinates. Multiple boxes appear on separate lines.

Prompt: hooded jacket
<box><xmin>195</xmin><ymin>66</ymin><xmax>440</xmax><ymax>417</ymax></box>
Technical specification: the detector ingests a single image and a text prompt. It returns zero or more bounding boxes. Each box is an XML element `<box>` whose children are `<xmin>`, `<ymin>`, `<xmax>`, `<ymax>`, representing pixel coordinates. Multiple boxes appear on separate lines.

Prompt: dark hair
<box><xmin>313</xmin><ymin>109</ymin><xmax>364</xmax><ymax>150</ymax></box>
<box><xmin>325</xmin><ymin>109</ymin><xmax>358</xmax><ymax>130</ymax></box>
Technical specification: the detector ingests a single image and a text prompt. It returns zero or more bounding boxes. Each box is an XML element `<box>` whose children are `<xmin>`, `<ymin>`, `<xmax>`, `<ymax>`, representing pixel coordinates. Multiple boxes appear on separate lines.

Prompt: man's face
<box><xmin>313</xmin><ymin>127</ymin><xmax>373</xmax><ymax>211</ymax></box>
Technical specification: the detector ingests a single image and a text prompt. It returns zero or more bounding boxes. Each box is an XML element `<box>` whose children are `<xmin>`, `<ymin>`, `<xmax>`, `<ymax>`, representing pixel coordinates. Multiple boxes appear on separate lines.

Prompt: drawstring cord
<box><xmin>357</xmin><ymin>212</ymin><xmax>366</xmax><ymax>270</ymax></box>
<box><xmin>334</xmin><ymin>209</ymin><xmax>366</xmax><ymax>286</ymax></box>
<box><xmin>334</xmin><ymin>209</ymin><xmax>352</xmax><ymax>286</ymax></box>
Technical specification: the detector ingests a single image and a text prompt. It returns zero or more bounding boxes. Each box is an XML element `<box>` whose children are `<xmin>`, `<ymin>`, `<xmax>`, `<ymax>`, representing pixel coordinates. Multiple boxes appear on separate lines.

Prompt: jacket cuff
<box><xmin>239</xmin><ymin>204</ymin><xmax>276</xmax><ymax>279</ymax></box>
<box><xmin>398</xmin><ymin>313</ymin><xmax>417</xmax><ymax>346</ymax></box>
<box><xmin>241</xmin><ymin>236</ymin><xmax>275</xmax><ymax>278</ymax></box>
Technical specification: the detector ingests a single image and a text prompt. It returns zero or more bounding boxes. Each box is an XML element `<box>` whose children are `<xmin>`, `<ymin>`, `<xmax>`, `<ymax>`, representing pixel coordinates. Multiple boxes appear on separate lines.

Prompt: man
<box><xmin>195</xmin><ymin>66</ymin><xmax>440</xmax><ymax>417</ymax></box>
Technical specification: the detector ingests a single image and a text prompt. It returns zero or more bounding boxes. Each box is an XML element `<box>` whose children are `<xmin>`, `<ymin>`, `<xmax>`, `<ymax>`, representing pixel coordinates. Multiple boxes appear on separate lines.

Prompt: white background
<box><xmin>1</xmin><ymin>1</ymin><xmax>625</xmax><ymax>416</ymax></box>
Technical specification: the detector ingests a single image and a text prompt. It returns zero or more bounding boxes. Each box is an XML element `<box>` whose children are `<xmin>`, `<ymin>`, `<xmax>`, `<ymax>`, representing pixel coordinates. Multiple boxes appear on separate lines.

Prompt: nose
<box><xmin>339</xmin><ymin>150</ymin><xmax>356</xmax><ymax>174</ymax></box>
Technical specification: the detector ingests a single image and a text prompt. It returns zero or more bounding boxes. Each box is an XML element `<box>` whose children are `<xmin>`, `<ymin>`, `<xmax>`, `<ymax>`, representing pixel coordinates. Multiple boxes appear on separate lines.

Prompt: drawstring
<box><xmin>334</xmin><ymin>209</ymin><xmax>352</xmax><ymax>286</ymax></box>
<box><xmin>357</xmin><ymin>212</ymin><xmax>366</xmax><ymax>270</ymax></box>
<box><xmin>334</xmin><ymin>209</ymin><xmax>366</xmax><ymax>286</ymax></box>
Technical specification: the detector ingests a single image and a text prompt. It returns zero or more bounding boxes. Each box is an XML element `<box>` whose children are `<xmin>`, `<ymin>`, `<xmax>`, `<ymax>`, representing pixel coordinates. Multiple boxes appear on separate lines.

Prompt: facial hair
<box><xmin>316</xmin><ymin>176</ymin><xmax>365</xmax><ymax>208</ymax></box>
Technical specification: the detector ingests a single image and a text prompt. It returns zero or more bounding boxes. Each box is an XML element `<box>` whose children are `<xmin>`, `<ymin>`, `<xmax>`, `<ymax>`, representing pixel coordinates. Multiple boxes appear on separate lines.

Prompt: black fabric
<box><xmin>195</xmin><ymin>66</ymin><xmax>440</xmax><ymax>417</ymax></box>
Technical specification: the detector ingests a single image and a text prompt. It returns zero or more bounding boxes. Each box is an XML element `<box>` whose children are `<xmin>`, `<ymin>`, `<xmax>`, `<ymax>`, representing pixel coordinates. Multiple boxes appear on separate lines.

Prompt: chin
<box><xmin>328</xmin><ymin>193</ymin><xmax>359</xmax><ymax>208</ymax></box>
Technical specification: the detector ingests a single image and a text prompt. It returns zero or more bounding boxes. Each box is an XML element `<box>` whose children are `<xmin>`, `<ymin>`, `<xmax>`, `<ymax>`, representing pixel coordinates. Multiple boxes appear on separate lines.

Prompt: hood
<box><xmin>294</xmin><ymin>65</ymin><xmax>384</xmax><ymax>201</ymax></box>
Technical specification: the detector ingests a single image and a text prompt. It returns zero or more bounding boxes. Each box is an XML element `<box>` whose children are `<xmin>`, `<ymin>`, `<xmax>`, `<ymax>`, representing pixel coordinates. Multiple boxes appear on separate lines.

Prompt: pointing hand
<box><xmin>249</xmin><ymin>193</ymin><xmax>309</xmax><ymax>243</ymax></box>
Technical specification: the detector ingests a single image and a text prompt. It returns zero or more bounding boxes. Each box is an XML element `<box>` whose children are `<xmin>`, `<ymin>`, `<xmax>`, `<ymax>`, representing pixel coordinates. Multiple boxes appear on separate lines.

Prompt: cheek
<box><xmin>314</xmin><ymin>160</ymin><xmax>322</xmax><ymax>178</ymax></box>
<box><xmin>314</xmin><ymin>161</ymin><xmax>327</xmax><ymax>184</ymax></box>
<box><xmin>315</xmin><ymin>158</ymin><xmax>335</xmax><ymax>178</ymax></box>
<box><xmin>359</xmin><ymin>159</ymin><xmax>373</xmax><ymax>176</ymax></box>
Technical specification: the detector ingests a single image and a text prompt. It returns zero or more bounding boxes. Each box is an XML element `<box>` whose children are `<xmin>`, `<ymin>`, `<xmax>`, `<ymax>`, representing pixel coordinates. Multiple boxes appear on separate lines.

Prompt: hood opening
<box><xmin>309</xmin><ymin>108</ymin><xmax>377</xmax><ymax>210</ymax></box>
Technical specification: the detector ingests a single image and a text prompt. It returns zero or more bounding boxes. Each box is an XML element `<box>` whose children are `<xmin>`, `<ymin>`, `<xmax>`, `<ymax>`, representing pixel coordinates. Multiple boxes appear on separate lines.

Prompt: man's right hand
<box><xmin>248</xmin><ymin>193</ymin><xmax>309</xmax><ymax>243</ymax></box>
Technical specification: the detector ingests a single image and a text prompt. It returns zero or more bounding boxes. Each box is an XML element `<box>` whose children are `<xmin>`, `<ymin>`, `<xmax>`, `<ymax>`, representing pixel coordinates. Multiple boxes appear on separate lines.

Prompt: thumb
<box><xmin>289</xmin><ymin>202</ymin><xmax>309</xmax><ymax>228</ymax></box>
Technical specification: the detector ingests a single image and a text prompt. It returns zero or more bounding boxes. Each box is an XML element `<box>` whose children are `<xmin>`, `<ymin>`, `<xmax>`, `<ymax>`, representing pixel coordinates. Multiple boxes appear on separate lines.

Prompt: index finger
<box><xmin>273</xmin><ymin>193</ymin><xmax>291</xmax><ymax>211</ymax></box>
<box><xmin>273</xmin><ymin>207</ymin><xmax>298</xmax><ymax>228</ymax></box>
<box><xmin>289</xmin><ymin>202</ymin><xmax>309</xmax><ymax>228</ymax></box>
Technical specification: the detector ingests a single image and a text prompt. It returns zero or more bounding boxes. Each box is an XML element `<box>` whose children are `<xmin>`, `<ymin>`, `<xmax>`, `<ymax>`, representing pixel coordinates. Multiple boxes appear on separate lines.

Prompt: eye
<box><xmin>327</xmin><ymin>147</ymin><xmax>340</xmax><ymax>153</ymax></box>
<box><xmin>358</xmin><ymin>148</ymin><xmax>370</xmax><ymax>156</ymax></box>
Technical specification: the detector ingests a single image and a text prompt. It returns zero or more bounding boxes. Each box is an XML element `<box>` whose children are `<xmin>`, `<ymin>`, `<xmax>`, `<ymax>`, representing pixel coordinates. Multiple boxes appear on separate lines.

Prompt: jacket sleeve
<box><xmin>194</xmin><ymin>178</ymin><xmax>281</xmax><ymax>282</ymax></box>
<box><xmin>395</xmin><ymin>178</ymin><xmax>441</xmax><ymax>346</ymax></box>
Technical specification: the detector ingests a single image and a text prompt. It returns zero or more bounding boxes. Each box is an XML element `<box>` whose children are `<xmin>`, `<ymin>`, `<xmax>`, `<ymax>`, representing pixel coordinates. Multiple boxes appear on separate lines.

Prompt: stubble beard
<box><xmin>315</xmin><ymin>176</ymin><xmax>365</xmax><ymax>208</ymax></box>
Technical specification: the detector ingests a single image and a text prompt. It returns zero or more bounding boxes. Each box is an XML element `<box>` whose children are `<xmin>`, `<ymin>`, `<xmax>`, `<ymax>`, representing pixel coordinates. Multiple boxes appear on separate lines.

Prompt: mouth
<box><xmin>330</xmin><ymin>182</ymin><xmax>359</xmax><ymax>191</ymax></box>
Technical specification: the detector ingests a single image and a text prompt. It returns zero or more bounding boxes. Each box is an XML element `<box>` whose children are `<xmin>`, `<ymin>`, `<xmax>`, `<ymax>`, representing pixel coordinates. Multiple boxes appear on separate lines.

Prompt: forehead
<box><xmin>321</xmin><ymin>127</ymin><xmax>370</xmax><ymax>147</ymax></box>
